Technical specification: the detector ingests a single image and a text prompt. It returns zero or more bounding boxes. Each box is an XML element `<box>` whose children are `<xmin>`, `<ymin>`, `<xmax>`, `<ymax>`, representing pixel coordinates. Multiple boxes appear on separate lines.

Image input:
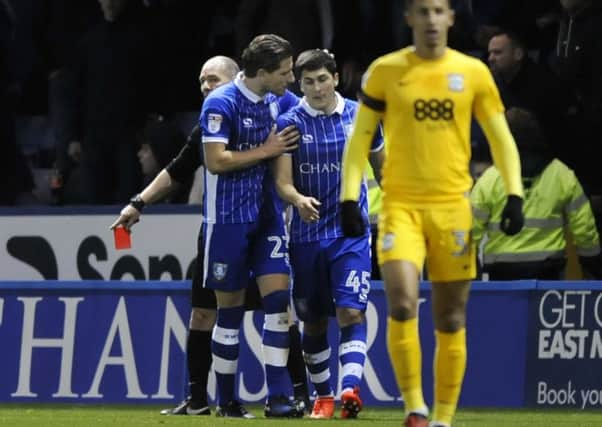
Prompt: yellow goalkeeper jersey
<box><xmin>361</xmin><ymin>47</ymin><xmax>504</xmax><ymax>205</ymax></box>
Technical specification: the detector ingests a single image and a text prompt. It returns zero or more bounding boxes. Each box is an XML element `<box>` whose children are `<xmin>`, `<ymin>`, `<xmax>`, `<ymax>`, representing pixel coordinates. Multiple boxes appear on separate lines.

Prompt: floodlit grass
<box><xmin>0</xmin><ymin>405</ymin><xmax>601</xmax><ymax>426</ymax></box>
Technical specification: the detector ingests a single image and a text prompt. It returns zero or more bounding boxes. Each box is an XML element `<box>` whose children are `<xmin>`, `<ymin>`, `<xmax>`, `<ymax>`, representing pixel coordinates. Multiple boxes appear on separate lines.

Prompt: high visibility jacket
<box><xmin>367</xmin><ymin>165</ymin><xmax>381</xmax><ymax>225</ymax></box>
<box><xmin>471</xmin><ymin>159</ymin><xmax>600</xmax><ymax>266</ymax></box>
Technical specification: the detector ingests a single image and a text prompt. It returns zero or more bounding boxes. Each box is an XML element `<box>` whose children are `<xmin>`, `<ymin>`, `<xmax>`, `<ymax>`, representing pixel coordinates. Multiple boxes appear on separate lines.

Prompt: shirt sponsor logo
<box><xmin>414</xmin><ymin>98</ymin><xmax>455</xmax><ymax>121</ymax></box>
<box><xmin>302</xmin><ymin>134</ymin><xmax>314</xmax><ymax>143</ymax></box>
<box><xmin>448</xmin><ymin>73</ymin><xmax>464</xmax><ymax>92</ymax></box>
<box><xmin>299</xmin><ymin>162</ymin><xmax>340</xmax><ymax>174</ymax></box>
<box><xmin>208</xmin><ymin>113</ymin><xmax>223</xmax><ymax>133</ymax></box>
<box><xmin>242</xmin><ymin>118</ymin><xmax>253</xmax><ymax>128</ymax></box>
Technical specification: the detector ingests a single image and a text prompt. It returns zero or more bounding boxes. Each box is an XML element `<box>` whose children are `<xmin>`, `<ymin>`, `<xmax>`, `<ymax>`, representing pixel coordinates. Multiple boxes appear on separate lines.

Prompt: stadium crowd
<box><xmin>1</xmin><ymin>1</ymin><xmax>599</xmax><ymax>208</ymax></box>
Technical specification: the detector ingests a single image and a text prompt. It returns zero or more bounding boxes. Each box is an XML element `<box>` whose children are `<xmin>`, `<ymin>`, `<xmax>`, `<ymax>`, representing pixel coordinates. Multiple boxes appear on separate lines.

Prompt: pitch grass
<box><xmin>1</xmin><ymin>405</ymin><xmax>601</xmax><ymax>427</ymax></box>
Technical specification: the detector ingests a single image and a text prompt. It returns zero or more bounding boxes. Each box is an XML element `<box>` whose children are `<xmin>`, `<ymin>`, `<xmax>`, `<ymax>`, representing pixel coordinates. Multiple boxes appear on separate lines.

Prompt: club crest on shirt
<box><xmin>447</xmin><ymin>73</ymin><xmax>464</xmax><ymax>92</ymax></box>
<box><xmin>242</xmin><ymin>118</ymin><xmax>253</xmax><ymax>128</ymax></box>
<box><xmin>302</xmin><ymin>134</ymin><xmax>314</xmax><ymax>143</ymax></box>
<box><xmin>212</xmin><ymin>262</ymin><xmax>228</xmax><ymax>281</ymax></box>
<box><xmin>207</xmin><ymin>113</ymin><xmax>223</xmax><ymax>133</ymax></box>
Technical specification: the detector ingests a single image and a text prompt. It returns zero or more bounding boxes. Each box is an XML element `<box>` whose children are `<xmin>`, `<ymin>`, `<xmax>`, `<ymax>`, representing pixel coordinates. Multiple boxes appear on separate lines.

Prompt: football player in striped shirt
<box><xmin>199</xmin><ymin>34</ymin><xmax>301</xmax><ymax>418</ymax></box>
<box><xmin>273</xmin><ymin>49</ymin><xmax>385</xmax><ymax>420</ymax></box>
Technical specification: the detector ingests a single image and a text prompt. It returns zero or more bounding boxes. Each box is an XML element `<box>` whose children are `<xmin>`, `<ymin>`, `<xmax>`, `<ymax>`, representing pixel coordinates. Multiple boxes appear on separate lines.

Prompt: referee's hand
<box><xmin>500</xmin><ymin>195</ymin><xmax>524</xmax><ymax>236</ymax></box>
<box><xmin>110</xmin><ymin>205</ymin><xmax>140</xmax><ymax>231</ymax></box>
<box><xmin>340</xmin><ymin>200</ymin><xmax>365</xmax><ymax>237</ymax></box>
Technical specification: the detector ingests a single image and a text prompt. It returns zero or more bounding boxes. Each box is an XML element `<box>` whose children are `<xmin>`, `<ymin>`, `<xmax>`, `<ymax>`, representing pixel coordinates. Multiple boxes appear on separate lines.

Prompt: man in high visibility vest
<box><xmin>472</xmin><ymin>107</ymin><xmax>601</xmax><ymax>280</ymax></box>
<box><xmin>366</xmin><ymin>164</ymin><xmax>382</xmax><ymax>279</ymax></box>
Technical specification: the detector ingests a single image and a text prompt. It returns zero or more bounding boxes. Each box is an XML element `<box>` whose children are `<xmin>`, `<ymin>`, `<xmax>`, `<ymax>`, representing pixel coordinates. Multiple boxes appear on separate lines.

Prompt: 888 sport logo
<box><xmin>413</xmin><ymin>98</ymin><xmax>455</xmax><ymax>121</ymax></box>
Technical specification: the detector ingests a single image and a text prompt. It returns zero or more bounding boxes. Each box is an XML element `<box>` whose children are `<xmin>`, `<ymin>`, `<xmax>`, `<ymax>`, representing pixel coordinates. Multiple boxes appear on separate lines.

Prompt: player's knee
<box><xmin>262</xmin><ymin>289</ymin><xmax>289</xmax><ymax>314</ymax></box>
<box><xmin>336</xmin><ymin>307</ymin><xmax>364</xmax><ymax>327</ymax></box>
<box><xmin>303</xmin><ymin>318</ymin><xmax>329</xmax><ymax>336</ymax></box>
<box><xmin>189</xmin><ymin>307</ymin><xmax>217</xmax><ymax>331</ymax></box>
<box><xmin>434</xmin><ymin>310</ymin><xmax>466</xmax><ymax>333</ymax></box>
<box><xmin>388</xmin><ymin>300</ymin><xmax>417</xmax><ymax>321</ymax></box>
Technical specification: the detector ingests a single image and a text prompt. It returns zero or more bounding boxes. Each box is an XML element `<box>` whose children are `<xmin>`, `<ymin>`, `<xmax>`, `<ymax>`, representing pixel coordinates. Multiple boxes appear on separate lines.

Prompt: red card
<box><xmin>113</xmin><ymin>226</ymin><xmax>131</xmax><ymax>250</ymax></box>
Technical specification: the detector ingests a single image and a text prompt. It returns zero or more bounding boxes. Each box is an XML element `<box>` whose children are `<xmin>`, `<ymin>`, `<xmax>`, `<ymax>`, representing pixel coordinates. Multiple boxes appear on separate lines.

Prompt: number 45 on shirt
<box><xmin>345</xmin><ymin>270</ymin><xmax>371</xmax><ymax>303</ymax></box>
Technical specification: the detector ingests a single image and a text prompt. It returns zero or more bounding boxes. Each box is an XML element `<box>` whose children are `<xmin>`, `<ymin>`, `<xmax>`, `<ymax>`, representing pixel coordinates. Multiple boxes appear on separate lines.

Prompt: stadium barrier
<box><xmin>1</xmin><ymin>207</ymin><xmax>601</xmax><ymax>408</ymax></box>
<box><xmin>1</xmin><ymin>280</ymin><xmax>602</xmax><ymax>409</ymax></box>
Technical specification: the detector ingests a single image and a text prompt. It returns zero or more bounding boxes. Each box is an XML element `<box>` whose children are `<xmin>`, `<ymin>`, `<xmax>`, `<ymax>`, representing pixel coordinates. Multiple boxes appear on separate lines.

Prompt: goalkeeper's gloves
<box><xmin>500</xmin><ymin>195</ymin><xmax>524</xmax><ymax>236</ymax></box>
<box><xmin>340</xmin><ymin>200</ymin><xmax>366</xmax><ymax>237</ymax></box>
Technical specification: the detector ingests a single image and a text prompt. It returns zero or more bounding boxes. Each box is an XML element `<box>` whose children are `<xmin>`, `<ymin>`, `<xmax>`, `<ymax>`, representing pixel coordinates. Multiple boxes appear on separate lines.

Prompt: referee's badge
<box><xmin>207</xmin><ymin>113</ymin><xmax>223</xmax><ymax>133</ymax></box>
<box><xmin>447</xmin><ymin>73</ymin><xmax>464</xmax><ymax>92</ymax></box>
<box><xmin>212</xmin><ymin>262</ymin><xmax>228</xmax><ymax>281</ymax></box>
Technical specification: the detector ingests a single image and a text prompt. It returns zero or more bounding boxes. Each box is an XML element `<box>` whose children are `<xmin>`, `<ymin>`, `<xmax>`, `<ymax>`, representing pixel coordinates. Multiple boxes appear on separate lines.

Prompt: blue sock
<box><xmin>302</xmin><ymin>332</ymin><xmax>333</xmax><ymax>397</ymax></box>
<box><xmin>211</xmin><ymin>305</ymin><xmax>244</xmax><ymax>405</ymax></box>
<box><xmin>262</xmin><ymin>290</ymin><xmax>291</xmax><ymax>398</ymax></box>
<box><xmin>339</xmin><ymin>322</ymin><xmax>367</xmax><ymax>391</ymax></box>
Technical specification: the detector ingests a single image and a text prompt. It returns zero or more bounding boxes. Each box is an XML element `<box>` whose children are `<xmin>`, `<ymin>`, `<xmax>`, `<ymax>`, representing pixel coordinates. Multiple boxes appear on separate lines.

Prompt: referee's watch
<box><xmin>129</xmin><ymin>194</ymin><xmax>146</xmax><ymax>212</ymax></box>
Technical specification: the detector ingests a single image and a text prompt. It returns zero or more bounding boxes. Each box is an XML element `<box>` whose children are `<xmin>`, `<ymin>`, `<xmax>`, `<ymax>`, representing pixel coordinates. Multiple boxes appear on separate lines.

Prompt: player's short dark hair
<box><xmin>405</xmin><ymin>0</ymin><xmax>452</xmax><ymax>9</ymax></box>
<box><xmin>294</xmin><ymin>49</ymin><xmax>337</xmax><ymax>80</ymax></box>
<box><xmin>506</xmin><ymin>108</ymin><xmax>547</xmax><ymax>152</ymax></box>
<box><xmin>241</xmin><ymin>34</ymin><xmax>293</xmax><ymax>77</ymax></box>
<box><xmin>490</xmin><ymin>29</ymin><xmax>527</xmax><ymax>51</ymax></box>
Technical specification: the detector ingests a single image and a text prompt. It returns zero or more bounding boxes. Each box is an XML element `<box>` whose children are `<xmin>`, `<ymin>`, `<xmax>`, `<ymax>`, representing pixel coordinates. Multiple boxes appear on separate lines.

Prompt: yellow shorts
<box><xmin>377</xmin><ymin>197</ymin><xmax>476</xmax><ymax>282</ymax></box>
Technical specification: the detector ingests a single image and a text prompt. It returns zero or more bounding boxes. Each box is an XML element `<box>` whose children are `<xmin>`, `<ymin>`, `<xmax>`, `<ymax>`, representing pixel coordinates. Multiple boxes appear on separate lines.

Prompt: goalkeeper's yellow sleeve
<box><xmin>341</xmin><ymin>103</ymin><xmax>382</xmax><ymax>201</ymax></box>
<box><xmin>479</xmin><ymin>112</ymin><xmax>524</xmax><ymax>197</ymax></box>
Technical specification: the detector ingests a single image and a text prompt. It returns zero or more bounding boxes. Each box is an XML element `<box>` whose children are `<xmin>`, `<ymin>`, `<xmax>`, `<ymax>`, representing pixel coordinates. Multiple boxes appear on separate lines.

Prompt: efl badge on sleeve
<box><xmin>212</xmin><ymin>262</ymin><xmax>228</xmax><ymax>281</ymax></box>
<box><xmin>447</xmin><ymin>73</ymin><xmax>464</xmax><ymax>92</ymax></box>
<box><xmin>207</xmin><ymin>113</ymin><xmax>223</xmax><ymax>134</ymax></box>
<box><xmin>344</xmin><ymin>124</ymin><xmax>354</xmax><ymax>138</ymax></box>
<box><xmin>270</xmin><ymin>102</ymin><xmax>279</xmax><ymax>119</ymax></box>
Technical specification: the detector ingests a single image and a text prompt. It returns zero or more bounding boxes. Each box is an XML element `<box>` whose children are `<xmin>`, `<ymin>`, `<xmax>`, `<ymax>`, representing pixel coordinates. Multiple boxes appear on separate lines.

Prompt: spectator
<box><xmin>0</xmin><ymin>0</ymin><xmax>34</xmax><ymax>205</ymax></box>
<box><xmin>64</xmin><ymin>0</ymin><xmax>165</xmax><ymax>204</ymax></box>
<box><xmin>235</xmin><ymin>0</ymin><xmax>332</xmax><ymax>58</ymax></box>
<box><xmin>46</xmin><ymin>0</ymin><xmax>99</xmax><ymax>204</ymax></box>
<box><xmin>137</xmin><ymin>115</ymin><xmax>188</xmax><ymax>202</ymax></box>
<box><xmin>551</xmin><ymin>0</ymin><xmax>602</xmax><ymax>202</ymax></box>
<box><xmin>487</xmin><ymin>29</ymin><xmax>572</xmax><ymax>164</ymax></box>
<box><xmin>472</xmin><ymin>108</ymin><xmax>601</xmax><ymax>280</ymax></box>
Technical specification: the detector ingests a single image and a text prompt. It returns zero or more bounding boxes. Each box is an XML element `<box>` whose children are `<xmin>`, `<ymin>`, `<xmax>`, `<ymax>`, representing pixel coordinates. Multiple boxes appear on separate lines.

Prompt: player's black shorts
<box><xmin>191</xmin><ymin>229</ymin><xmax>262</xmax><ymax>310</ymax></box>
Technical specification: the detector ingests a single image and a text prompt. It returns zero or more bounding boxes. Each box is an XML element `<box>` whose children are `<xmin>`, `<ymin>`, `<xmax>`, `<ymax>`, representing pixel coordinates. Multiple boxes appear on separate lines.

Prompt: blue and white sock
<box><xmin>339</xmin><ymin>322</ymin><xmax>367</xmax><ymax>391</ymax></box>
<box><xmin>262</xmin><ymin>290</ymin><xmax>291</xmax><ymax>398</ymax></box>
<box><xmin>211</xmin><ymin>305</ymin><xmax>244</xmax><ymax>405</ymax></box>
<box><xmin>303</xmin><ymin>332</ymin><xmax>333</xmax><ymax>397</ymax></box>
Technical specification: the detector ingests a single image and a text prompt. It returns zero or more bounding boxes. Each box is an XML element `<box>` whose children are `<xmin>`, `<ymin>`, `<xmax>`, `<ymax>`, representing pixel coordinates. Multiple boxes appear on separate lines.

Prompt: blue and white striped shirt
<box><xmin>277</xmin><ymin>93</ymin><xmax>384</xmax><ymax>243</ymax></box>
<box><xmin>200</xmin><ymin>74</ymin><xmax>298</xmax><ymax>224</ymax></box>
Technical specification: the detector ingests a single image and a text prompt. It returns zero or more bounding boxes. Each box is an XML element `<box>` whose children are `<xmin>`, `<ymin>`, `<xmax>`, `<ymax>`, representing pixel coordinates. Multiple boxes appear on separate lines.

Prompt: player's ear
<box><xmin>448</xmin><ymin>8</ymin><xmax>455</xmax><ymax>27</ymax></box>
<box><xmin>404</xmin><ymin>10</ymin><xmax>412</xmax><ymax>28</ymax></box>
<box><xmin>333</xmin><ymin>72</ymin><xmax>339</xmax><ymax>88</ymax></box>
